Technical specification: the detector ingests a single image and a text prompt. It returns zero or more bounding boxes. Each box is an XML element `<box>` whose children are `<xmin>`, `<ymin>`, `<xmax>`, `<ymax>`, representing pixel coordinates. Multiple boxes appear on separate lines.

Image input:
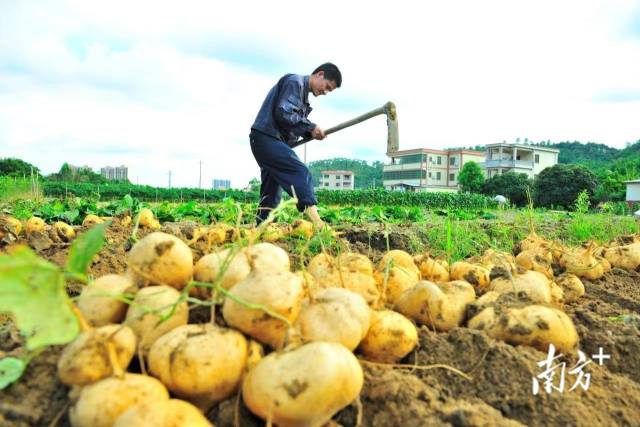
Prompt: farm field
<box><xmin>0</xmin><ymin>196</ymin><xmax>639</xmax><ymax>427</ymax></box>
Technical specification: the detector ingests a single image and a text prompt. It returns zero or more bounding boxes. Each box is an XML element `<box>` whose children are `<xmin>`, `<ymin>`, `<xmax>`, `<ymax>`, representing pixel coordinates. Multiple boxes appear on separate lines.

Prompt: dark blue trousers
<box><xmin>250</xmin><ymin>130</ymin><xmax>317</xmax><ymax>224</ymax></box>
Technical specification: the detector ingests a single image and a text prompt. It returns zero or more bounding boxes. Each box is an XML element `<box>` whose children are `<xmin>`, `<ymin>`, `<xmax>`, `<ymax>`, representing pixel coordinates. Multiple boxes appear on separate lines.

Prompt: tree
<box><xmin>0</xmin><ymin>158</ymin><xmax>40</xmax><ymax>177</ymax></box>
<box><xmin>59</xmin><ymin>163</ymin><xmax>74</xmax><ymax>181</ymax></box>
<box><xmin>533</xmin><ymin>164</ymin><xmax>598</xmax><ymax>209</ymax></box>
<box><xmin>47</xmin><ymin>163</ymin><xmax>109</xmax><ymax>183</ymax></box>
<box><xmin>481</xmin><ymin>172</ymin><xmax>532</xmax><ymax>207</ymax></box>
<box><xmin>248</xmin><ymin>178</ymin><xmax>261</xmax><ymax>192</ymax></box>
<box><xmin>457</xmin><ymin>161</ymin><xmax>484</xmax><ymax>193</ymax></box>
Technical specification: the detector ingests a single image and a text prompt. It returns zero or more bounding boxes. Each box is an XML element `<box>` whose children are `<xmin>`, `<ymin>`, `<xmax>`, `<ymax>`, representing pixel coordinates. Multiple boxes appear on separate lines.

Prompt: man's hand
<box><xmin>311</xmin><ymin>127</ymin><xmax>326</xmax><ymax>140</ymax></box>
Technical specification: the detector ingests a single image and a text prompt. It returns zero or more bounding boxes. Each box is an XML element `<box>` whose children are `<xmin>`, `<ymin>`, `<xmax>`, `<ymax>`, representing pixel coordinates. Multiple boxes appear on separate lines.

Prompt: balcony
<box><xmin>484</xmin><ymin>159</ymin><xmax>533</xmax><ymax>169</ymax></box>
<box><xmin>383</xmin><ymin>163</ymin><xmax>424</xmax><ymax>172</ymax></box>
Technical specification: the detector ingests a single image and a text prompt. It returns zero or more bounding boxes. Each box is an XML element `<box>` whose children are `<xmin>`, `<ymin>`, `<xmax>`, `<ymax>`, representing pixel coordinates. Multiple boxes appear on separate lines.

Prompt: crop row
<box><xmin>5</xmin><ymin>196</ymin><xmax>500</xmax><ymax>227</ymax></box>
<box><xmin>41</xmin><ymin>182</ymin><xmax>497</xmax><ymax>210</ymax></box>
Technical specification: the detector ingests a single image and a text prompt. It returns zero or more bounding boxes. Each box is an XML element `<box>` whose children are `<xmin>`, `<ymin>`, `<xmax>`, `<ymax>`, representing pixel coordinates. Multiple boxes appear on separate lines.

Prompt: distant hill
<box><xmin>531</xmin><ymin>141</ymin><xmax>619</xmax><ymax>167</ymax></box>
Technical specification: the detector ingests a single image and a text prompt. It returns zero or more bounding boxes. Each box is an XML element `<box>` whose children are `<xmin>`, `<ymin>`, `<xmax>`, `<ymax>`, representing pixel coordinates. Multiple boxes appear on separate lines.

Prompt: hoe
<box><xmin>291</xmin><ymin>101</ymin><xmax>399</xmax><ymax>155</ymax></box>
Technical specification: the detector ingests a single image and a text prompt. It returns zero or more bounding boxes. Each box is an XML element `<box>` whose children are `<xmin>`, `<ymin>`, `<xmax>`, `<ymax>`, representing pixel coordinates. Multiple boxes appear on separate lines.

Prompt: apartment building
<box><xmin>100</xmin><ymin>165</ymin><xmax>128</xmax><ymax>181</ymax></box>
<box><xmin>484</xmin><ymin>143</ymin><xmax>559</xmax><ymax>178</ymax></box>
<box><xmin>319</xmin><ymin>170</ymin><xmax>354</xmax><ymax>190</ymax></box>
<box><xmin>383</xmin><ymin>149</ymin><xmax>485</xmax><ymax>192</ymax></box>
<box><xmin>212</xmin><ymin>179</ymin><xmax>231</xmax><ymax>190</ymax></box>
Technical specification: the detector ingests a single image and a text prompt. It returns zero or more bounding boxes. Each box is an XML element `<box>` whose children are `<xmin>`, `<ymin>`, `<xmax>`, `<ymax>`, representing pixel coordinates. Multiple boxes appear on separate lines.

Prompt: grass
<box><xmin>406</xmin><ymin>208</ymin><xmax>638</xmax><ymax>263</ymax></box>
<box><xmin>0</xmin><ymin>177</ymin><xmax>41</xmax><ymax>203</ymax></box>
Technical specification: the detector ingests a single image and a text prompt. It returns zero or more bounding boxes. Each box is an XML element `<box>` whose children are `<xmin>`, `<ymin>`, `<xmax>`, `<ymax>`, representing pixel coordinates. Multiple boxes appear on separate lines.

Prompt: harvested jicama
<box><xmin>516</xmin><ymin>248</ymin><xmax>554</xmax><ymax>279</ymax></box>
<box><xmin>58</xmin><ymin>324</ymin><xmax>136</xmax><ymax>386</ymax></box>
<box><xmin>222</xmin><ymin>271</ymin><xmax>303</xmax><ymax>348</ymax></box>
<box><xmin>148</xmin><ymin>324</ymin><xmax>248</xmax><ymax>410</ymax></box>
<box><xmin>488</xmin><ymin>270</ymin><xmax>563</xmax><ymax>305</ymax></box>
<box><xmin>467</xmin><ymin>293</ymin><xmax>579</xmax><ymax>353</ymax></box>
<box><xmin>243</xmin><ymin>341</ymin><xmax>363</xmax><ymax>427</ymax></box>
<box><xmin>25</xmin><ymin>216</ymin><xmax>46</xmax><ymax>234</ymax></box>
<box><xmin>450</xmin><ymin>261</ymin><xmax>491</xmax><ymax>292</ymax></box>
<box><xmin>554</xmin><ymin>273</ymin><xmax>585</xmax><ymax>302</ymax></box>
<box><xmin>77</xmin><ymin>274</ymin><xmax>136</xmax><ymax>327</ymax></box>
<box><xmin>126</xmin><ymin>232</ymin><xmax>193</xmax><ymax>290</ymax></box>
<box><xmin>124</xmin><ymin>285</ymin><xmax>189</xmax><ymax>354</ymax></box>
<box><xmin>113</xmin><ymin>399</ymin><xmax>212</xmax><ymax>427</ymax></box>
<box><xmin>395</xmin><ymin>280</ymin><xmax>476</xmax><ymax>331</ymax></box>
<box><xmin>358</xmin><ymin>309</ymin><xmax>418</xmax><ymax>363</ymax></box>
<box><xmin>69</xmin><ymin>374</ymin><xmax>169</xmax><ymax>427</ymax></box>
<box><xmin>294</xmin><ymin>287</ymin><xmax>370</xmax><ymax>350</ymax></box>
<box><xmin>413</xmin><ymin>254</ymin><xmax>450</xmax><ymax>283</ymax></box>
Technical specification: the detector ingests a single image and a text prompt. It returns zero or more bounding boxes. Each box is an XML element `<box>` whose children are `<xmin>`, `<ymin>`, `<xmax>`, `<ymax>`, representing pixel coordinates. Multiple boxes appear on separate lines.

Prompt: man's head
<box><xmin>309</xmin><ymin>63</ymin><xmax>341</xmax><ymax>97</ymax></box>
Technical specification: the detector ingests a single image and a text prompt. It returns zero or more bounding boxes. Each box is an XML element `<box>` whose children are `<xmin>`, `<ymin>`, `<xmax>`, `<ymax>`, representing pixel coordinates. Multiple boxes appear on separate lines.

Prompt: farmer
<box><xmin>250</xmin><ymin>63</ymin><xmax>342</xmax><ymax>227</ymax></box>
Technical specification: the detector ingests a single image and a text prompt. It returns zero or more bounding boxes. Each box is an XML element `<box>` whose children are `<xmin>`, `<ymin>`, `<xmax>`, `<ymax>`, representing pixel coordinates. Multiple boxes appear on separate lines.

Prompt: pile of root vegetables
<box><xmin>2</xmin><ymin>211</ymin><xmax>640</xmax><ymax>427</ymax></box>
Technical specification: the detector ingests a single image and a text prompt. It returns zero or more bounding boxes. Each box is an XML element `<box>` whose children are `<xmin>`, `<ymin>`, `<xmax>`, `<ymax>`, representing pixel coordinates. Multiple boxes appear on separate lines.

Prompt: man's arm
<box><xmin>274</xmin><ymin>79</ymin><xmax>316</xmax><ymax>137</ymax></box>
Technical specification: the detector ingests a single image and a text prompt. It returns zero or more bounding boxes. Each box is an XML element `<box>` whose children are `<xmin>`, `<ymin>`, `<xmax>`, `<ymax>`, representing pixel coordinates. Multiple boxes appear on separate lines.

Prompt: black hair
<box><xmin>312</xmin><ymin>63</ymin><xmax>342</xmax><ymax>88</ymax></box>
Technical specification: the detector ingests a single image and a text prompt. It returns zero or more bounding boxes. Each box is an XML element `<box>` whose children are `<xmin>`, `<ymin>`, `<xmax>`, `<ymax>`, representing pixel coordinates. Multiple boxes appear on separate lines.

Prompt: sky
<box><xmin>1</xmin><ymin>0</ymin><xmax>639</xmax><ymax>188</ymax></box>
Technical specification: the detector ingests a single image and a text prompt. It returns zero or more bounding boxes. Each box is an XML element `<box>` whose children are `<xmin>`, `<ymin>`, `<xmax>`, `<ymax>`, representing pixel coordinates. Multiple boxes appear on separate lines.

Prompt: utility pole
<box><xmin>168</xmin><ymin>170</ymin><xmax>172</xmax><ymax>189</ymax></box>
<box><xmin>199</xmin><ymin>160</ymin><xmax>202</xmax><ymax>188</ymax></box>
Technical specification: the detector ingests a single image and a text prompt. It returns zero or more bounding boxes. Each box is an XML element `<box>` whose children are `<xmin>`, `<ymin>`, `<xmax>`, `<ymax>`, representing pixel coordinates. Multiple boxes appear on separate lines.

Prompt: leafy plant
<box><xmin>0</xmin><ymin>222</ymin><xmax>108</xmax><ymax>389</ymax></box>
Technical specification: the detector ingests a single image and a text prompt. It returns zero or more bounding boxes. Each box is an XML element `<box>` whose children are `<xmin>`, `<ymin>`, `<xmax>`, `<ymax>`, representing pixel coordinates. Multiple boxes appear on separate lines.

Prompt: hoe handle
<box><xmin>290</xmin><ymin>103</ymin><xmax>392</xmax><ymax>148</ymax></box>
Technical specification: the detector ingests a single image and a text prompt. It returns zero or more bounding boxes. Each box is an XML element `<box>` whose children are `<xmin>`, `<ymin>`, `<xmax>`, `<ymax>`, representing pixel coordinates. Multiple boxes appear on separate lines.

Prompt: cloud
<box><xmin>1</xmin><ymin>0</ymin><xmax>639</xmax><ymax>189</ymax></box>
<box><xmin>594</xmin><ymin>89</ymin><xmax>640</xmax><ymax>103</ymax></box>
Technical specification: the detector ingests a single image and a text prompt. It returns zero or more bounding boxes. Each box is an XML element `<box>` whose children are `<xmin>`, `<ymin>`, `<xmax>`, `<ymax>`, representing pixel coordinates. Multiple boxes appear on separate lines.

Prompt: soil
<box><xmin>1</xmin><ymin>222</ymin><xmax>639</xmax><ymax>427</ymax></box>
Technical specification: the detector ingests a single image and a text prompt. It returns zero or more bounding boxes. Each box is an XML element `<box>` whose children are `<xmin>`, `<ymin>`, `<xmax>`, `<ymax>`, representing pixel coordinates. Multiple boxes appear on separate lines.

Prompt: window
<box><xmin>324</xmin><ymin>183</ymin><xmax>329</xmax><ymax>187</ymax></box>
<box><xmin>450</xmin><ymin>157</ymin><xmax>456</xmax><ymax>166</ymax></box>
<box><xmin>535</xmin><ymin>154</ymin><xmax>540</xmax><ymax>164</ymax></box>
<box><xmin>428</xmin><ymin>172</ymin><xmax>432</xmax><ymax>178</ymax></box>
<box><xmin>383</xmin><ymin>170</ymin><xmax>427</xmax><ymax>180</ymax></box>
<box><xmin>323</xmin><ymin>174</ymin><xmax>329</xmax><ymax>179</ymax></box>
<box><xmin>437</xmin><ymin>156</ymin><xmax>442</xmax><ymax>165</ymax></box>
<box><xmin>344</xmin><ymin>175</ymin><xmax>351</xmax><ymax>180</ymax></box>
<box><xmin>436</xmin><ymin>172</ymin><xmax>441</xmax><ymax>180</ymax></box>
<box><xmin>449</xmin><ymin>173</ymin><xmax>455</xmax><ymax>181</ymax></box>
<box><xmin>335</xmin><ymin>183</ymin><xmax>340</xmax><ymax>187</ymax></box>
<box><xmin>397</xmin><ymin>154</ymin><xmax>423</xmax><ymax>164</ymax></box>
<box><xmin>335</xmin><ymin>175</ymin><xmax>341</xmax><ymax>180</ymax></box>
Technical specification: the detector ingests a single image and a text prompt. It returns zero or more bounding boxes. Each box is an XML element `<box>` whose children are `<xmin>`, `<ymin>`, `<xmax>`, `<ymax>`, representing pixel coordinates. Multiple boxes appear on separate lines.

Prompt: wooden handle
<box><xmin>290</xmin><ymin>102</ymin><xmax>395</xmax><ymax>148</ymax></box>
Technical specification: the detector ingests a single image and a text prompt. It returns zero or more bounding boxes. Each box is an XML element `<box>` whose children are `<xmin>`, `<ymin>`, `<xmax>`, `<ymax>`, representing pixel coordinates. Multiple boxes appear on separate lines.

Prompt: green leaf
<box><xmin>66</xmin><ymin>221</ymin><xmax>108</xmax><ymax>277</ymax></box>
<box><xmin>0</xmin><ymin>357</ymin><xmax>27</xmax><ymax>389</ymax></box>
<box><xmin>0</xmin><ymin>247</ymin><xmax>79</xmax><ymax>350</ymax></box>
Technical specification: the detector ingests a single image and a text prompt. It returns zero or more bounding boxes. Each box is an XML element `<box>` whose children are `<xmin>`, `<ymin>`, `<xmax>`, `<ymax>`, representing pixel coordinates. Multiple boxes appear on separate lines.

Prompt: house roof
<box><xmin>485</xmin><ymin>143</ymin><xmax>560</xmax><ymax>153</ymax></box>
<box><xmin>388</xmin><ymin>148</ymin><xmax>484</xmax><ymax>156</ymax></box>
<box><xmin>321</xmin><ymin>170</ymin><xmax>354</xmax><ymax>175</ymax></box>
<box><xmin>624</xmin><ymin>179</ymin><xmax>640</xmax><ymax>184</ymax></box>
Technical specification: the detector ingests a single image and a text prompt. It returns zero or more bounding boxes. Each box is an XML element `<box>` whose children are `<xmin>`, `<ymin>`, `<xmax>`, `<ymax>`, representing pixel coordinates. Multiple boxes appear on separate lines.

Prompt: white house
<box><xmin>319</xmin><ymin>170</ymin><xmax>354</xmax><ymax>190</ymax></box>
<box><xmin>484</xmin><ymin>143</ymin><xmax>559</xmax><ymax>178</ymax></box>
<box><xmin>625</xmin><ymin>179</ymin><xmax>640</xmax><ymax>203</ymax></box>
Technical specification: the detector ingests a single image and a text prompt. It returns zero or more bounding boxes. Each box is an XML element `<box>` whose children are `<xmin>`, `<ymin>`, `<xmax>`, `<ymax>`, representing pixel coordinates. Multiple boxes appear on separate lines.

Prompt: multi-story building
<box><xmin>484</xmin><ymin>143</ymin><xmax>559</xmax><ymax>178</ymax></box>
<box><xmin>100</xmin><ymin>165</ymin><xmax>128</xmax><ymax>181</ymax></box>
<box><xmin>212</xmin><ymin>179</ymin><xmax>231</xmax><ymax>190</ymax></box>
<box><xmin>383</xmin><ymin>149</ymin><xmax>485</xmax><ymax>192</ymax></box>
<box><xmin>319</xmin><ymin>170</ymin><xmax>354</xmax><ymax>190</ymax></box>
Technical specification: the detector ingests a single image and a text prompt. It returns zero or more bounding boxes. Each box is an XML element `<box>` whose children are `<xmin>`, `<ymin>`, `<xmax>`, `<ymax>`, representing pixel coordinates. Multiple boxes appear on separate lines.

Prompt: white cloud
<box><xmin>0</xmin><ymin>0</ymin><xmax>639</xmax><ymax>188</ymax></box>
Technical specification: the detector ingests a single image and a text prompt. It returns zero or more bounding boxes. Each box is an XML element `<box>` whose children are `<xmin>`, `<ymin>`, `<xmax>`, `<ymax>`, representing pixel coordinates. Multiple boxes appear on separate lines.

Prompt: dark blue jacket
<box><xmin>251</xmin><ymin>74</ymin><xmax>316</xmax><ymax>146</ymax></box>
